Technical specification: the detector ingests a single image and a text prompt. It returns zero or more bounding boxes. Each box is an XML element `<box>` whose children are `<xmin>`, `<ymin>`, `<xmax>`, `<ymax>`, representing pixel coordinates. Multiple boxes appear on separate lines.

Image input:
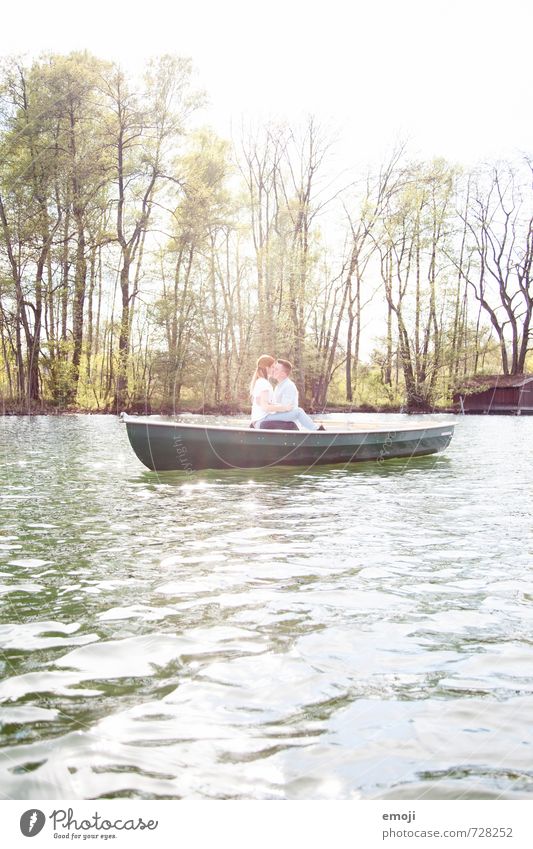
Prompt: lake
<box><xmin>0</xmin><ymin>413</ymin><xmax>532</xmax><ymax>800</ymax></box>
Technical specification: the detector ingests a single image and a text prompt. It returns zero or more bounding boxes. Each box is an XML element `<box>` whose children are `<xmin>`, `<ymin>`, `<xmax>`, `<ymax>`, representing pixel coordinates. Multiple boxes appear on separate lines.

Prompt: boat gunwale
<box><xmin>121</xmin><ymin>414</ymin><xmax>455</xmax><ymax>437</ymax></box>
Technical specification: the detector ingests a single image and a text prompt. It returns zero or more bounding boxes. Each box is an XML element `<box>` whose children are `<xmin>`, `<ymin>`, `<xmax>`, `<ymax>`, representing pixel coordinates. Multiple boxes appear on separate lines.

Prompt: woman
<box><xmin>250</xmin><ymin>355</ymin><xmax>293</xmax><ymax>427</ymax></box>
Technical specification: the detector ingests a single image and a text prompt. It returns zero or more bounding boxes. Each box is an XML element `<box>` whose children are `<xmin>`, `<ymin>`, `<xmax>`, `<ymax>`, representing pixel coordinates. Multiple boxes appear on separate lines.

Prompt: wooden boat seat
<box><xmin>250</xmin><ymin>420</ymin><xmax>299</xmax><ymax>431</ymax></box>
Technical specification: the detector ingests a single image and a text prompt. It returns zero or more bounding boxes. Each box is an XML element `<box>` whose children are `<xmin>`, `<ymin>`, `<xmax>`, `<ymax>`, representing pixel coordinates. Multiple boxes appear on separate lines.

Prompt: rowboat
<box><xmin>121</xmin><ymin>414</ymin><xmax>454</xmax><ymax>471</ymax></box>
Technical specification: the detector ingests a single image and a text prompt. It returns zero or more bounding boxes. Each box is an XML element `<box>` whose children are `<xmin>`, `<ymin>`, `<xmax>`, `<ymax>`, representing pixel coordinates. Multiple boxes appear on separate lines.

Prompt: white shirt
<box><xmin>251</xmin><ymin>377</ymin><xmax>274</xmax><ymax>423</ymax></box>
<box><xmin>274</xmin><ymin>377</ymin><xmax>298</xmax><ymax>409</ymax></box>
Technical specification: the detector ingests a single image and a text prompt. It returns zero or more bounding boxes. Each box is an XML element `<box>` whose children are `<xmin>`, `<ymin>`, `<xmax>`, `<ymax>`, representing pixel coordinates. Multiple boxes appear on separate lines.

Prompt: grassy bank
<box><xmin>1</xmin><ymin>398</ymin><xmax>456</xmax><ymax>417</ymax></box>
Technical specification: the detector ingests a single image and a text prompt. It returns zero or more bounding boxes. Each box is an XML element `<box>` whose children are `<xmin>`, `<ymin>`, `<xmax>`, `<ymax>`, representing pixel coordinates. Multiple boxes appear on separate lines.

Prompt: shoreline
<box><xmin>1</xmin><ymin>400</ymin><xmax>457</xmax><ymax>417</ymax></box>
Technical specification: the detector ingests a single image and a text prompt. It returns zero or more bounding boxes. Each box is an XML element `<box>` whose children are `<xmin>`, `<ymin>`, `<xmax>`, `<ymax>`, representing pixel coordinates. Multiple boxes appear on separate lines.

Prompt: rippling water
<box><xmin>0</xmin><ymin>413</ymin><xmax>532</xmax><ymax>800</ymax></box>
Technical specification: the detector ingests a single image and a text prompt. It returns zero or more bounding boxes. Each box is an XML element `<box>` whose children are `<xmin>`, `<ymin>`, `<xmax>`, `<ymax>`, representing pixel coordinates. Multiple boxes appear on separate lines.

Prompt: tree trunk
<box><xmin>70</xmin><ymin>214</ymin><xmax>87</xmax><ymax>400</ymax></box>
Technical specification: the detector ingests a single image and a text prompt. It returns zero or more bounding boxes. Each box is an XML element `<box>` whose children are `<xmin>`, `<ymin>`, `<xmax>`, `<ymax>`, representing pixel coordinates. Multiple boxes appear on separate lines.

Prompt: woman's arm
<box><xmin>257</xmin><ymin>390</ymin><xmax>292</xmax><ymax>413</ymax></box>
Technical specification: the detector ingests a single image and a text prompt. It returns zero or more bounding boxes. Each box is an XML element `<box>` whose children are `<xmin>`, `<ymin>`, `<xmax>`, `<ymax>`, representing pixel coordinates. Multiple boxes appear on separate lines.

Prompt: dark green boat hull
<box><xmin>123</xmin><ymin>417</ymin><xmax>454</xmax><ymax>471</ymax></box>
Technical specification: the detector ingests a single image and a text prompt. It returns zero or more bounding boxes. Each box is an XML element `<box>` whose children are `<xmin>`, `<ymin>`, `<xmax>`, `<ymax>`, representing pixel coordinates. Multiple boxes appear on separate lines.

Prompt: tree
<box><xmin>378</xmin><ymin>159</ymin><xmax>457</xmax><ymax>409</ymax></box>
<box><xmin>153</xmin><ymin>129</ymin><xmax>232</xmax><ymax>405</ymax></box>
<box><xmin>35</xmin><ymin>52</ymin><xmax>111</xmax><ymax>400</ymax></box>
<box><xmin>460</xmin><ymin>161</ymin><xmax>532</xmax><ymax>374</ymax></box>
<box><xmin>0</xmin><ymin>57</ymin><xmax>63</xmax><ymax>403</ymax></box>
<box><xmin>101</xmin><ymin>55</ymin><xmax>201</xmax><ymax>409</ymax></box>
<box><xmin>309</xmin><ymin>147</ymin><xmax>405</xmax><ymax>407</ymax></box>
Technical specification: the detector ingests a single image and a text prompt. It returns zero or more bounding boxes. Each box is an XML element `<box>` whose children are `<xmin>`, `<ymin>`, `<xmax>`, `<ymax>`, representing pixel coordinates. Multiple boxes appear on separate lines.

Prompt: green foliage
<box><xmin>1</xmin><ymin>54</ymin><xmax>530</xmax><ymax>413</ymax></box>
<box><xmin>41</xmin><ymin>342</ymin><xmax>75</xmax><ymax>407</ymax></box>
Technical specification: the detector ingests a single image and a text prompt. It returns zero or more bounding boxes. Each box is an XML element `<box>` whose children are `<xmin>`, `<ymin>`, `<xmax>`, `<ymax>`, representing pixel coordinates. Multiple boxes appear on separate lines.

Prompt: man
<box><xmin>257</xmin><ymin>358</ymin><xmax>325</xmax><ymax>430</ymax></box>
<box><xmin>273</xmin><ymin>359</ymin><xmax>299</xmax><ymax>409</ymax></box>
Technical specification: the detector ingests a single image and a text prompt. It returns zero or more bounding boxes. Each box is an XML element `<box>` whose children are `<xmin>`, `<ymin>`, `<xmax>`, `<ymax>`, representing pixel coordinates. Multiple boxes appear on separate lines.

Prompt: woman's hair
<box><xmin>250</xmin><ymin>354</ymin><xmax>275</xmax><ymax>395</ymax></box>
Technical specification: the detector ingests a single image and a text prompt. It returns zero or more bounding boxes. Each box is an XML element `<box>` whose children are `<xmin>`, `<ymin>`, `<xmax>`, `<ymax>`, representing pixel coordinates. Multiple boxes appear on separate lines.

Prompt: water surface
<box><xmin>0</xmin><ymin>413</ymin><xmax>532</xmax><ymax>799</ymax></box>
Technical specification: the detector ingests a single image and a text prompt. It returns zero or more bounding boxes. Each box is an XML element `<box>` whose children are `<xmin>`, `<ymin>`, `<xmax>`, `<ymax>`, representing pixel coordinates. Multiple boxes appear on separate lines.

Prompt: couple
<box><xmin>250</xmin><ymin>354</ymin><xmax>325</xmax><ymax>430</ymax></box>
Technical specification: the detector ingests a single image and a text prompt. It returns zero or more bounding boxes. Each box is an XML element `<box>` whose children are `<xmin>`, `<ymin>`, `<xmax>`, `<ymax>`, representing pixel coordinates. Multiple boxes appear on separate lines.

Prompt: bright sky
<box><xmin>1</xmin><ymin>0</ymin><xmax>532</xmax><ymax>170</ymax></box>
